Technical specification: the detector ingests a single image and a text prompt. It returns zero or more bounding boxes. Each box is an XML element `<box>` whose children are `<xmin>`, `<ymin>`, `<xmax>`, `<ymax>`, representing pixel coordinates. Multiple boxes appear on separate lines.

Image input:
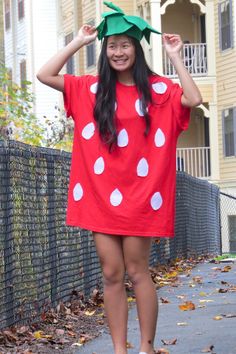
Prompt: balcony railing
<box><xmin>176</xmin><ymin>147</ymin><xmax>211</xmax><ymax>178</ymax></box>
<box><xmin>163</xmin><ymin>43</ymin><xmax>207</xmax><ymax>77</ymax></box>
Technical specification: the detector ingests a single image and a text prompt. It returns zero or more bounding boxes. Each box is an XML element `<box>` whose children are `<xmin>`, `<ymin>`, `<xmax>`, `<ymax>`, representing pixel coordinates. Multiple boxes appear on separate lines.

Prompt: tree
<box><xmin>43</xmin><ymin>105</ymin><xmax>74</xmax><ymax>152</ymax></box>
<box><xmin>0</xmin><ymin>64</ymin><xmax>74</xmax><ymax>151</ymax></box>
<box><xmin>0</xmin><ymin>65</ymin><xmax>44</xmax><ymax>145</ymax></box>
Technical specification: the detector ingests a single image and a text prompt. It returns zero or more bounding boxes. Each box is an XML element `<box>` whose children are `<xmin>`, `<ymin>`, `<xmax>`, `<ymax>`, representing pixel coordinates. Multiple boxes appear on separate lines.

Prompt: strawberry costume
<box><xmin>64</xmin><ymin>73</ymin><xmax>190</xmax><ymax>237</ymax></box>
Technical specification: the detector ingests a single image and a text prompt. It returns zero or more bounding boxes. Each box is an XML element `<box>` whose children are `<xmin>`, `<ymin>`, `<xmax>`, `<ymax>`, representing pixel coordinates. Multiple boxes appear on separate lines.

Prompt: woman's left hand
<box><xmin>162</xmin><ymin>33</ymin><xmax>183</xmax><ymax>58</ymax></box>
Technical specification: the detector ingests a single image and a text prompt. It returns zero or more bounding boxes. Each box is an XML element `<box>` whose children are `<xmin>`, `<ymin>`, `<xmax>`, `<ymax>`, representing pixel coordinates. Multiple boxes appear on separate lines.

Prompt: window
<box><xmin>219</xmin><ymin>0</ymin><xmax>233</xmax><ymax>51</ymax></box>
<box><xmin>4</xmin><ymin>0</ymin><xmax>11</xmax><ymax>30</ymax></box>
<box><xmin>20</xmin><ymin>60</ymin><xmax>26</xmax><ymax>88</ymax></box>
<box><xmin>18</xmin><ymin>0</ymin><xmax>25</xmax><ymax>20</ymax></box>
<box><xmin>86</xmin><ymin>20</ymin><xmax>96</xmax><ymax>68</ymax></box>
<box><xmin>86</xmin><ymin>43</ymin><xmax>96</xmax><ymax>68</ymax></box>
<box><xmin>65</xmin><ymin>33</ymin><xmax>75</xmax><ymax>74</ymax></box>
<box><xmin>228</xmin><ymin>215</ymin><xmax>236</xmax><ymax>252</ymax></box>
<box><xmin>223</xmin><ymin>108</ymin><xmax>236</xmax><ymax>157</ymax></box>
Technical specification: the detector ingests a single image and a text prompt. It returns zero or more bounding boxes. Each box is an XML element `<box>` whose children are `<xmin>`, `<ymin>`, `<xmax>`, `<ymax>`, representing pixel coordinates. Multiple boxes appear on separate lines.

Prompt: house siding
<box><xmin>0</xmin><ymin>0</ymin><xmax>5</xmax><ymax>63</ymax></box>
<box><xmin>215</xmin><ymin>0</ymin><xmax>236</xmax><ymax>182</ymax></box>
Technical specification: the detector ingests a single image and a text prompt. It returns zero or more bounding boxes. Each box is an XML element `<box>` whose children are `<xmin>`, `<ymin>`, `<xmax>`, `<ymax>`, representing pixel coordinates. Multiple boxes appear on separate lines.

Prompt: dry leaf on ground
<box><xmin>201</xmin><ymin>344</ymin><xmax>215</xmax><ymax>353</ymax></box>
<box><xmin>155</xmin><ymin>348</ymin><xmax>170</xmax><ymax>354</ymax></box>
<box><xmin>178</xmin><ymin>301</ymin><xmax>196</xmax><ymax>311</ymax></box>
<box><xmin>161</xmin><ymin>338</ymin><xmax>177</xmax><ymax>345</ymax></box>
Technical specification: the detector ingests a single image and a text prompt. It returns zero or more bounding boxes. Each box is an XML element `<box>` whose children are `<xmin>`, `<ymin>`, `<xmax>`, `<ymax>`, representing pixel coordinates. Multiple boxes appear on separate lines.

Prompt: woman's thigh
<box><xmin>123</xmin><ymin>236</ymin><xmax>153</xmax><ymax>280</ymax></box>
<box><xmin>93</xmin><ymin>232</ymin><xmax>125</xmax><ymax>283</ymax></box>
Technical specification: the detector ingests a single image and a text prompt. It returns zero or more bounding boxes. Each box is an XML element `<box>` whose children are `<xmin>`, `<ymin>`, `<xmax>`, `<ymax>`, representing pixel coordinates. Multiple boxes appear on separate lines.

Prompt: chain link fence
<box><xmin>220</xmin><ymin>192</ymin><xmax>236</xmax><ymax>254</ymax></box>
<box><xmin>0</xmin><ymin>140</ymin><xmax>221</xmax><ymax>329</ymax></box>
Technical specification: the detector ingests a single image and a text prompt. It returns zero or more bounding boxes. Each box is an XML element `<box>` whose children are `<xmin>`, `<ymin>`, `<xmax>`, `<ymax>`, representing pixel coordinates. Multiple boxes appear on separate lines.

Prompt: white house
<box><xmin>3</xmin><ymin>0</ymin><xmax>62</xmax><ymax>122</ymax></box>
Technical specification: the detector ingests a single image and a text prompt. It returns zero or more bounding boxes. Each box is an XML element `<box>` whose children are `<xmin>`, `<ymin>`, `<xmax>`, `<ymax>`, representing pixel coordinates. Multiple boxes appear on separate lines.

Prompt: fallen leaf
<box><xmin>165</xmin><ymin>271</ymin><xmax>178</xmax><ymax>279</ymax></box>
<box><xmin>17</xmin><ymin>326</ymin><xmax>29</xmax><ymax>335</ymax></box>
<box><xmin>218</xmin><ymin>288</ymin><xmax>228</xmax><ymax>293</ymax></box>
<box><xmin>192</xmin><ymin>276</ymin><xmax>203</xmax><ymax>283</ymax></box>
<box><xmin>84</xmin><ymin>310</ymin><xmax>96</xmax><ymax>316</ymax></box>
<box><xmin>33</xmin><ymin>330</ymin><xmax>52</xmax><ymax>340</ymax></box>
<box><xmin>189</xmin><ymin>283</ymin><xmax>196</xmax><ymax>288</ymax></box>
<box><xmin>201</xmin><ymin>344</ymin><xmax>215</xmax><ymax>352</ymax></box>
<box><xmin>155</xmin><ymin>348</ymin><xmax>170</xmax><ymax>354</ymax></box>
<box><xmin>160</xmin><ymin>297</ymin><xmax>170</xmax><ymax>304</ymax></box>
<box><xmin>126</xmin><ymin>341</ymin><xmax>134</xmax><ymax>348</ymax></box>
<box><xmin>161</xmin><ymin>338</ymin><xmax>177</xmax><ymax>345</ymax></box>
<box><xmin>211</xmin><ymin>267</ymin><xmax>221</xmax><ymax>271</ymax></box>
<box><xmin>67</xmin><ymin>330</ymin><xmax>76</xmax><ymax>337</ymax></box>
<box><xmin>55</xmin><ymin>329</ymin><xmax>65</xmax><ymax>336</ymax></box>
<box><xmin>71</xmin><ymin>342</ymin><xmax>83</xmax><ymax>347</ymax></box>
<box><xmin>199</xmin><ymin>291</ymin><xmax>207</xmax><ymax>297</ymax></box>
<box><xmin>178</xmin><ymin>301</ymin><xmax>196</xmax><ymax>311</ymax></box>
<box><xmin>213</xmin><ymin>315</ymin><xmax>223</xmax><ymax>320</ymax></box>
<box><xmin>221</xmin><ymin>265</ymin><xmax>232</xmax><ymax>272</ymax></box>
<box><xmin>3</xmin><ymin>330</ymin><xmax>18</xmax><ymax>342</ymax></box>
<box><xmin>33</xmin><ymin>331</ymin><xmax>44</xmax><ymax>340</ymax></box>
<box><xmin>78</xmin><ymin>333</ymin><xmax>93</xmax><ymax>345</ymax></box>
<box><xmin>127</xmin><ymin>297</ymin><xmax>136</xmax><ymax>303</ymax></box>
<box><xmin>177</xmin><ymin>322</ymin><xmax>188</xmax><ymax>326</ymax></box>
<box><xmin>222</xmin><ymin>313</ymin><xmax>236</xmax><ymax>318</ymax></box>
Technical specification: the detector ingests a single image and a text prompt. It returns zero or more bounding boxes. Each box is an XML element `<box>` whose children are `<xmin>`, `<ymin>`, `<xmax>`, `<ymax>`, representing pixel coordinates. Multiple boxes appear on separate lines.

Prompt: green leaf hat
<box><xmin>97</xmin><ymin>1</ymin><xmax>161</xmax><ymax>43</ymax></box>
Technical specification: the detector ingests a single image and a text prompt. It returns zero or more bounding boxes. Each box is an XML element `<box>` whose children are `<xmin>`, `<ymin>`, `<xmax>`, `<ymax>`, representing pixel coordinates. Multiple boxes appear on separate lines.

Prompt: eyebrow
<box><xmin>108</xmin><ymin>40</ymin><xmax>131</xmax><ymax>45</ymax></box>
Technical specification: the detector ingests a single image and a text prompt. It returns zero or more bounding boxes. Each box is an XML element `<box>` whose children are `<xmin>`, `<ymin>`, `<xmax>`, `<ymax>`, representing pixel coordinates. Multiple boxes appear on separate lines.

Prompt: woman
<box><xmin>37</xmin><ymin>2</ymin><xmax>202</xmax><ymax>354</ymax></box>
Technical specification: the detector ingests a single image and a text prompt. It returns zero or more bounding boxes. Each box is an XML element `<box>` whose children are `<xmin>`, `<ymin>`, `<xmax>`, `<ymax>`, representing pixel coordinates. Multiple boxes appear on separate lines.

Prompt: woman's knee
<box><xmin>126</xmin><ymin>263</ymin><xmax>149</xmax><ymax>285</ymax></box>
<box><xmin>102</xmin><ymin>265</ymin><xmax>125</xmax><ymax>287</ymax></box>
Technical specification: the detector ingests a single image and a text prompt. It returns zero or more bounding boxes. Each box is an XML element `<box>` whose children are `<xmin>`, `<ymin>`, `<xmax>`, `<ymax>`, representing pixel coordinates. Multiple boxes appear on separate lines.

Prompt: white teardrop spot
<box><xmin>73</xmin><ymin>183</ymin><xmax>83</xmax><ymax>201</ymax></box>
<box><xmin>117</xmin><ymin>129</ymin><xmax>129</xmax><ymax>147</ymax></box>
<box><xmin>82</xmin><ymin>122</ymin><xmax>95</xmax><ymax>140</ymax></box>
<box><xmin>94</xmin><ymin>157</ymin><xmax>105</xmax><ymax>175</ymax></box>
<box><xmin>135</xmin><ymin>99</ymin><xmax>145</xmax><ymax>116</ymax></box>
<box><xmin>137</xmin><ymin>158</ymin><xmax>149</xmax><ymax>177</ymax></box>
<box><xmin>90</xmin><ymin>82</ymin><xmax>98</xmax><ymax>94</ymax></box>
<box><xmin>150</xmin><ymin>192</ymin><xmax>163</xmax><ymax>211</ymax></box>
<box><xmin>135</xmin><ymin>99</ymin><xmax>148</xmax><ymax>116</ymax></box>
<box><xmin>152</xmin><ymin>82</ymin><xmax>167</xmax><ymax>94</ymax></box>
<box><xmin>110</xmin><ymin>189</ymin><xmax>123</xmax><ymax>207</ymax></box>
<box><xmin>155</xmin><ymin>128</ymin><xmax>165</xmax><ymax>147</ymax></box>
<box><xmin>115</xmin><ymin>101</ymin><xmax>118</xmax><ymax>111</ymax></box>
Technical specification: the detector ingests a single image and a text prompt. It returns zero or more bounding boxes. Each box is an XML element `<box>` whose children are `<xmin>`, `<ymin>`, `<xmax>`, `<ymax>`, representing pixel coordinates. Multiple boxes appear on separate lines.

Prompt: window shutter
<box><xmin>65</xmin><ymin>33</ymin><xmax>75</xmax><ymax>74</ymax></box>
<box><xmin>219</xmin><ymin>0</ymin><xmax>233</xmax><ymax>51</ymax></box>
<box><xmin>18</xmin><ymin>0</ymin><xmax>25</xmax><ymax>20</ymax></box>
<box><xmin>4</xmin><ymin>0</ymin><xmax>11</xmax><ymax>30</ymax></box>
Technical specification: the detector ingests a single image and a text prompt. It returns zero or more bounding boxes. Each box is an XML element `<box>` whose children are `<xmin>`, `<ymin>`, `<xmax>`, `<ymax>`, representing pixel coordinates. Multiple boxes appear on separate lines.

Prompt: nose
<box><xmin>114</xmin><ymin>46</ymin><xmax>123</xmax><ymax>56</ymax></box>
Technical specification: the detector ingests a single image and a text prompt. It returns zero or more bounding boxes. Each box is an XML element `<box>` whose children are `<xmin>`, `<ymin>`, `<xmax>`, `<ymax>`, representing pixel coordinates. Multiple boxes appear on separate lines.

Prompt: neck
<box><xmin>116</xmin><ymin>70</ymin><xmax>135</xmax><ymax>86</ymax></box>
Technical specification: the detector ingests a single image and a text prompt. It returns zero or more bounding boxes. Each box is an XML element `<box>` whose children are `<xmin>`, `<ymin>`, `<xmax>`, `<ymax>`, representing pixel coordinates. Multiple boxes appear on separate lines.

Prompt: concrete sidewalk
<box><xmin>76</xmin><ymin>260</ymin><xmax>236</xmax><ymax>354</ymax></box>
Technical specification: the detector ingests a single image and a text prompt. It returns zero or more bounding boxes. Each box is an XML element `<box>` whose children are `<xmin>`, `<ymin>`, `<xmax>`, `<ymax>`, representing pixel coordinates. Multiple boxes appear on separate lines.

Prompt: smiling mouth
<box><xmin>113</xmin><ymin>59</ymin><xmax>127</xmax><ymax>64</ymax></box>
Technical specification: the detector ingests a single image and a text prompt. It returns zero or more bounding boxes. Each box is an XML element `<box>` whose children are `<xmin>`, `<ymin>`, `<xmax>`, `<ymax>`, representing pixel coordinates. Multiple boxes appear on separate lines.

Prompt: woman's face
<box><xmin>106</xmin><ymin>35</ymin><xmax>136</xmax><ymax>73</ymax></box>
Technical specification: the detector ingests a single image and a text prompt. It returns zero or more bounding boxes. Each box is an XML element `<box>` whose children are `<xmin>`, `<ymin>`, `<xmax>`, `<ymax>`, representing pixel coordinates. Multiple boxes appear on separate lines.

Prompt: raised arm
<box><xmin>162</xmin><ymin>33</ymin><xmax>202</xmax><ymax>107</ymax></box>
<box><xmin>36</xmin><ymin>25</ymin><xmax>98</xmax><ymax>92</ymax></box>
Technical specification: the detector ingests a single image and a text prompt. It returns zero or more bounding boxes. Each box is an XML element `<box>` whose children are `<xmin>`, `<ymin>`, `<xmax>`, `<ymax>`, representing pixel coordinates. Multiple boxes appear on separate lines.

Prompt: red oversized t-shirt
<box><xmin>63</xmin><ymin>74</ymin><xmax>190</xmax><ymax>237</ymax></box>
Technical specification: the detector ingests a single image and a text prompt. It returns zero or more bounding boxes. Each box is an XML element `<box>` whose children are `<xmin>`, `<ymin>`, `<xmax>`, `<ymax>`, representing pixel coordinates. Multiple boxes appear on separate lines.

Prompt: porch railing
<box><xmin>176</xmin><ymin>146</ymin><xmax>211</xmax><ymax>178</ymax></box>
<box><xmin>163</xmin><ymin>43</ymin><xmax>207</xmax><ymax>77</ymax></box>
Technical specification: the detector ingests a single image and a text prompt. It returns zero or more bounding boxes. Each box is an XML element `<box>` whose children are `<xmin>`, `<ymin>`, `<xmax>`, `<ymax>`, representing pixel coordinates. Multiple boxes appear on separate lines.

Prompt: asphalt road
<box><xmin>76</xmin><ymin>260</ymin><xmax>236</xmax><ymax>354</ymax></box>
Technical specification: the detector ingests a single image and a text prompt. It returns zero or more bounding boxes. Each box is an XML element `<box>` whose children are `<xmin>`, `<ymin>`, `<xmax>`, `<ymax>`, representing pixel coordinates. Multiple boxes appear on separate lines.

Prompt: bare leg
<box><xmin>93</xmin><ymin>233</ymin><xmax>128</xmax><ymax>354</ymax></box>
<box><xmin>123</xmin><ymin>237</ymin><xmax>158</xmax><ymax>354</ymax></box>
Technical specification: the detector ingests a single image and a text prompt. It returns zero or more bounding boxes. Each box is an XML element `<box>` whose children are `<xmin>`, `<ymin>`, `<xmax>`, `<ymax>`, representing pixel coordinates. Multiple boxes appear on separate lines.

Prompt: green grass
<box><xmin>214</xmin><ymin>253</ymin><xmax>236</xmax><ymax>261</ymax></box>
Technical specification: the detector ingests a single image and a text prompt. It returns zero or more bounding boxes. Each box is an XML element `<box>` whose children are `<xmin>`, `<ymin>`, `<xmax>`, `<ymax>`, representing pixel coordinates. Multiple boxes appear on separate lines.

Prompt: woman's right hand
<box><xmin>77</xmin><ymin>24</ymin><xmax>98</xmax><ymax>45</ymax></box>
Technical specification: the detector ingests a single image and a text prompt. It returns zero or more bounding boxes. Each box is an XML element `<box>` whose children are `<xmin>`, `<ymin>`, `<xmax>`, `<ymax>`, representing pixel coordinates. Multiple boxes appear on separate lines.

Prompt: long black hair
<box><xmin>93</xmin><ymin>36</ymin><xmax>156</xmax><ymax>149</ymax></box>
